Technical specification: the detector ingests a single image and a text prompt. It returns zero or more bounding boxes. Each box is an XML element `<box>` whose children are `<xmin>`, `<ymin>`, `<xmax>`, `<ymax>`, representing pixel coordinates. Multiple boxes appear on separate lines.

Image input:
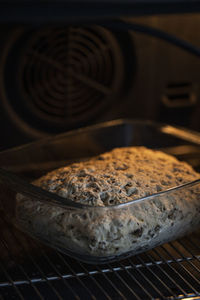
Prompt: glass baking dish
<box><xmin>0</xmin><ymin>119</ymin><xmax>200</xmax><ymax>264</ymax></box>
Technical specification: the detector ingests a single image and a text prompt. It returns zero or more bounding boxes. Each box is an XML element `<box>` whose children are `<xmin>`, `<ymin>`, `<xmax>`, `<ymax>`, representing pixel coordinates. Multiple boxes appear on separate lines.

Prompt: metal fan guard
<box><xmin>0</xmin><ymin>26</ymin><xmax>135</xmax><ymax>136</ymax></box>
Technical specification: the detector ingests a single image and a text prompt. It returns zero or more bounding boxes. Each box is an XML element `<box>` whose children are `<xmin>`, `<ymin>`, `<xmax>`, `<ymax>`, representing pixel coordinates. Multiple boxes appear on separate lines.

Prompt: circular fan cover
<box><xmin>2</xmin><ymin>26</ymin><xmax>135</xmax><ymax>135</ymax></box>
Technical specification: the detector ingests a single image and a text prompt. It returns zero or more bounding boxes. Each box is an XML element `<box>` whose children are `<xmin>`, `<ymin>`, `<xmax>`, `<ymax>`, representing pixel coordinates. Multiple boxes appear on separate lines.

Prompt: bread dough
<box><xmin>16</xmin><ymin>147</ymin><xmax>200</xmax><ymax>261</ymax></box>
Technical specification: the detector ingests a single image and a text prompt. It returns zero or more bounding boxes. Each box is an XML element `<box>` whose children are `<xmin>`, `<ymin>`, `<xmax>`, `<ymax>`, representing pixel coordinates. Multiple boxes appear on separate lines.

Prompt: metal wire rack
<box><xmin>1</xmin><ymin>146</ymin><xmax>200</xmax><ymax>300</ymax></box>
<box><xmin>1</xmin><ymin>213</ymin><xmax>200</xmax><ymax>300</ymax></box>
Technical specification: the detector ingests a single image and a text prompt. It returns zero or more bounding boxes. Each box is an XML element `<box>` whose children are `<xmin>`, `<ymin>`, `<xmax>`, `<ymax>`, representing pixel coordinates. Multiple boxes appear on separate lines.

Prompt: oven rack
<box><xmin>0</xmin><ymin>208</ymin><xmax>200</xmax><ymax>300</ymax></box>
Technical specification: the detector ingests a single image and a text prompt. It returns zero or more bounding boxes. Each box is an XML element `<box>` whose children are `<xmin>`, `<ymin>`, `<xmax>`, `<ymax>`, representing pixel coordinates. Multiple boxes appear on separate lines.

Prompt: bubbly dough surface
<box><xmin>33</xmin><ymin>147</ymin><xmax>200</xmax><ymax>206</ymax></box>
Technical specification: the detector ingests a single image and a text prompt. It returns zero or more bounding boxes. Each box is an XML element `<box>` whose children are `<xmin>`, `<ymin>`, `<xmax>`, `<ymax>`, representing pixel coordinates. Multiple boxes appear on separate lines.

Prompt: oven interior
<box><xmin>1</xmin><ymin>13</ymin><xmax>200</xmax><ymax>150</ymax></box>
<box><xmin>1</xmin><ymin>4</ymin><xmax>200</xmax><ymax>299</ymax></box>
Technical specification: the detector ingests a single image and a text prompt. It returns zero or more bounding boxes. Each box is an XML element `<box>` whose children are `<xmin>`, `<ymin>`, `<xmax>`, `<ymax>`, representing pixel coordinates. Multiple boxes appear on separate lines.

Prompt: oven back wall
<box><xmin>0</xmin><ymin>14</ymin><xmax>200</xmax><ymax>150</ymax></box>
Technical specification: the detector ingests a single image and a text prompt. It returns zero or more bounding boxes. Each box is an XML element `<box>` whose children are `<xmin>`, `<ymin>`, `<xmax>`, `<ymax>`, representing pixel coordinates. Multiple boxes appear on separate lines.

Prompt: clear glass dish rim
<box><xmin>28</xmin><ymin>178</ymin><xmax>200</xmax><ymax>210</ymax></box>
<box><xmin>110</xmin><ymin>178</ymin><xmax>200</xmax><ymax>208</ymax></box>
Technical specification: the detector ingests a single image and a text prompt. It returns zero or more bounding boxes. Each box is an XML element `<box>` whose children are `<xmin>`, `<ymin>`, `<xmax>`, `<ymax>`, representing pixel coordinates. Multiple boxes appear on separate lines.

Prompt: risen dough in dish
<box><xmin>16</xmin><ymin>147</ymin><xmax>200</xmax><ymax>260</ymax></box>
